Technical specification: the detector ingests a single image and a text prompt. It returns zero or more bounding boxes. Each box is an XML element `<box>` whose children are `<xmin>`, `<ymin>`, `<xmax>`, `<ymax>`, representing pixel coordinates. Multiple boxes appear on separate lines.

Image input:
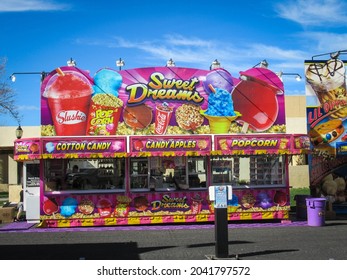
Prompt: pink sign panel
<box><xmin>14</xmin><ymin>139</ymin><xmax>41</xmax><ymax>160</ymax></box>
<box><xmin>42</xmin><ymin>137</ymin><xmax>126</xmax><ymax>156</ymax></box>
<box><xmin>214</xmin><ymin>134</ymin><xmax>305</xmax><ymax>154</ymax></box>
<box><xmin>130</xmin><ymin>135</ymin><xmax>212</xmax><ymax>153</ymax></box>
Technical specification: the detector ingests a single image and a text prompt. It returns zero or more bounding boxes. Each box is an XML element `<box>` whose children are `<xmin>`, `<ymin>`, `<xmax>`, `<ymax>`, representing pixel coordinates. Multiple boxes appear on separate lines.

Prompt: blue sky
<box><xmin>1</xmin><ymin>0</ymin><xmax>347</xmax><ymax>126</ymax></box>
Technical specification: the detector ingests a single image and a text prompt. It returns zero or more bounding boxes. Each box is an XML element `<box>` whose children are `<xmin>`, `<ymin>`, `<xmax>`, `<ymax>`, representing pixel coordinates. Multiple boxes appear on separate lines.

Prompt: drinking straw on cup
<box><xmin>208</xmin><ymin>84</ymin><xmax>216</xmax><ymax>93</ymax></box>
<box><xmin>56</xmin><ymin>67</ymin><xmax>65</xmax><ymax>76</ymax></box>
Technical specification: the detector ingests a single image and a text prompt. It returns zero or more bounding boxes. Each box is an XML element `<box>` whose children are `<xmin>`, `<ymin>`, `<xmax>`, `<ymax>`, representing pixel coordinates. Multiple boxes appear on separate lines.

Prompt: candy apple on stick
<box><xmin>274</xmin><ymin>190</ymin><xmax>287</xmax><ymax>211</ymax></box>
<box><xmin>233</xmin><ymin>68</ymin><xmax>284</xmax><ymax>133</ymax></box>
<box><xmin>43</xmin><ymin>197</ymin><xmax>59</xmax><ymax>218</ymax></box>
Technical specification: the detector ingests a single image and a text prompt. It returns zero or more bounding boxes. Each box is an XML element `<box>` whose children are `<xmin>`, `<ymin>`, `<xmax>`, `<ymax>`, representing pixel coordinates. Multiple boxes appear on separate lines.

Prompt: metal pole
<box><xmin>214</xmin><ymin>207</ymin><xmax>229</xmax><ymax>258</ymax></box>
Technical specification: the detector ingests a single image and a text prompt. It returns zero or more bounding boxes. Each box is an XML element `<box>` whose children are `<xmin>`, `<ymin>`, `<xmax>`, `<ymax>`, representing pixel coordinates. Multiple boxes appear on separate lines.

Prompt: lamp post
<box><xmin>67</xmin><ymin>57</ymin><xmax>77</xmax><ymax>67</ymax></box>
<box><xmin>116</xmin><ymin>58</ymin><xmax>125</xmax><ymax>70</ymax></box>
<box><xmin>311</xmin><ymin>49</ymin><xmax>347</xmax><ymax>60</ymax></box>
<box><xmin>210</xmin><ymin>59</ymin><xmax>221</xmax><ymax>70</ymax></box>
<box><xmin>277</xmin><ymin>71</ymin><xmax>302</xmax><ymax>81</ymax></box>
<box><xmin>166</xmin><ymin>58</ymin><xmax>175</xmax><ymax>67</ymax></box>
<box><xmin>10</xmin><ymin>71</ymin><xmax>48</xmax><ymax>82</ymax></box>
<box><xmin>15</xmin><ymin>125</ymin><xmax>23</xmax><ymax>139</ymax></box>
<box><xmin>252</xmin><ymin>59</ymin><xmax>269</xmax><ymax>68</ymax></box>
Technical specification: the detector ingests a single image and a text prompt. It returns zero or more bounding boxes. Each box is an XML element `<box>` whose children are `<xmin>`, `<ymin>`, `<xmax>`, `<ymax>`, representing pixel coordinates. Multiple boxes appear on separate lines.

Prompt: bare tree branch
<box><xmin>0</xmin><ymin>57</ymin><xmax>21</xmax><ymax>124</ymax></box>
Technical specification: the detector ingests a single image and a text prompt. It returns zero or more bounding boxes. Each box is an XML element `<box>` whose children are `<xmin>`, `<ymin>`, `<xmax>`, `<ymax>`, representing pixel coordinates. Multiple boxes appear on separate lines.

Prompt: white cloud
<box><xmin>77</xmin><ymin>34</ymin><xmax>308</xmax><ymax>74</ymax></box>
<box><xmin>302</xmin><ymin>32</ymin><xmax>347</xmax><ymax>53</ymax></box>
<box><xmin>17</xmin><ymin>105</ymin><xmax>39</xmax><ymax>111</ymax></box>
<box><xmin>163</xmin><ymin>34</ymin><xmax>214</xmax><ymax>48</ymax></box>
<box><xmin>112</xmin><ymin>35</ymin><xmax>215</xmax><ymax>61</ymax></box>
<box><xmin>275</xmin><ymin>0</ymin><xmax>347</xmax><ymax>26</ymax></box>
<box><xmin>0</xmin><ymin>0</ymin><xmax>70</xmax><ymax>12</ymax></box>
<box><xmin>243</xmin><ymin>44</ymin><xmax>307</xmax><ymax>62</ymax></box>
<box><xmin>117</xmin><ymin>36</ymin><xmax>307</xmax><ymax>70</ymax></box>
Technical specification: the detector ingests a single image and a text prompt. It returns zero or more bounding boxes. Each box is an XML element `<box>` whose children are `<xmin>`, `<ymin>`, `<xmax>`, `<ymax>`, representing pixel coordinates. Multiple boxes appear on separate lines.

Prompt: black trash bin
<box><xmin>294</xmin><ymin>195</ymin><xmax>311</xmax><ymax>220</ymax></box>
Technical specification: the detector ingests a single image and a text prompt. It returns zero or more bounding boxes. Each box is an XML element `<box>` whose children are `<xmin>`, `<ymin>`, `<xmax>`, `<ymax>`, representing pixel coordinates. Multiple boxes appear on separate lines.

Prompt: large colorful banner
<box><xmin>40</xmin><ymin>66</ymin><xmax>286</xmax><ymax>136</ymax></box>
<box><xmin>305</xmin><ymin>59</ymin><xmax>347</xmax><ymax>204</ymax></box>
<box><xmin>305</xmin><ymin>59</ymin><xmax>347</xmax><ymax>156</ymax></box>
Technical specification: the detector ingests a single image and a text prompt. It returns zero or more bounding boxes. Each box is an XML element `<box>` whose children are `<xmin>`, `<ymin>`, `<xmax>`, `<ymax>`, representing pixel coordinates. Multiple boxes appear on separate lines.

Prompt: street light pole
<box><xmin>116</xmin><ymin>58</ymin><xmax>125</xmax><ymax>70</ymax></box>
<box><xmin>166</xmin><ymin>58</ymin><xmax>175</xmax><ymax>67</ymax></box>
<box><xmin>210</xmin><ymin>59</ymin><xmax>221</xmax><ymax>70</ymax></box>
<box><xmin>277</xmin><ymin>71</ymin><xmax>302</xmax><ymax>81</ymax></box>
<box><xmin>252</xmin><ymin>60</ymin><xmax>269</xmax><ymax>68</ymax></box>
<box><xmin>10</xmin><ymin>71</ymin><xmax>48</xmax><ymax>82</ymax></box>
<box><xmin>67</xmin><ymin>58</ymin><xmax>76</xmax><ymax>67</ymax></box>
<box><xmin>10</xmin><ymin>58</ymin><xmax>76</xmax><ymax>82</ymax></box>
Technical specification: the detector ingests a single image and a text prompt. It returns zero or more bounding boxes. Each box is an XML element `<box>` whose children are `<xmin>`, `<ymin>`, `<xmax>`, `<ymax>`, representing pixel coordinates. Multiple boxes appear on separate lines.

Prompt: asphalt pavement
<box><xmin>1</xmin><ymin>214</ymin><xmax>347</xmax><ymax>260</ymax></box>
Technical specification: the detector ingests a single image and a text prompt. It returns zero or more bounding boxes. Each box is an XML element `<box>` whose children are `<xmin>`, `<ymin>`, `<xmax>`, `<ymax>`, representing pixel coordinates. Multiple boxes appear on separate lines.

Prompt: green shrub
<box><xmin>290</xmin><ymin>187</ymin><xmax>311</xmax><ymax>206</ymax></box>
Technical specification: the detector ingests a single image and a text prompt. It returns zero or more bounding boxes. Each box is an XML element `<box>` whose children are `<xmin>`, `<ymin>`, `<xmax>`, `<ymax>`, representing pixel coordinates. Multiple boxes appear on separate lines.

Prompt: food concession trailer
<box><xmin>14</xmin><ymin>65</ymin><xmax>309</xmax><ymax>227</ymax></box>
<box><xmin>305</xmin><ymin>58</ymin><xmax>347</xmax><ymax>209</ymax></box>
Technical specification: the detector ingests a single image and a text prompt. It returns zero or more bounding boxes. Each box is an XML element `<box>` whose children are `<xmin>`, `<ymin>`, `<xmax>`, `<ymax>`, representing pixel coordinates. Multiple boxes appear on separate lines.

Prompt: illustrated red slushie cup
<box><xmin>155</xmin><ymin>103</ymin><xmax>173</xmax><ymax>135</ymax></box>
<box><xmin>45</xmin><ymin>70</ymin><xmax>93</xmax><ymax>136</ymax></box>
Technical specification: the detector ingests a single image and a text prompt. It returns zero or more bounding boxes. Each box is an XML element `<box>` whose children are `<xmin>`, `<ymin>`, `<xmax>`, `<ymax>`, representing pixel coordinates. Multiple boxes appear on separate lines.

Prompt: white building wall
<box><xmin>0</xmin><ymin>126</ymin><xmax>40</xmax><ymax>190</ymax></box>
<box><xmin>8</xmin><ymin>154</ymin><xmax>17</xmax><ymax>185</ymax></box>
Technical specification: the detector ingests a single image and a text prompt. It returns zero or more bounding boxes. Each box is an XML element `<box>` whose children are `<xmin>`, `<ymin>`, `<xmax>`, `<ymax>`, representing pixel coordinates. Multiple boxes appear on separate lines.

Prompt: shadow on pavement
<box><xmin>188</xmin><ymin>240</ymin><xmax>253</xmax><ymax>248</ymax></box>
<box><xmin>0</xmin><ymin>242</ymin><xmax>176</xmax><ymax>260</ymax></box>
<box><xmin>237</xmin><ymin>249</ymin><xmax>299</xmax><ymax>259</ymax></box>
<box><xmin>324</xmin><ymin>222</ymin><xmax>347</xmax><ymax>226</ymax></box>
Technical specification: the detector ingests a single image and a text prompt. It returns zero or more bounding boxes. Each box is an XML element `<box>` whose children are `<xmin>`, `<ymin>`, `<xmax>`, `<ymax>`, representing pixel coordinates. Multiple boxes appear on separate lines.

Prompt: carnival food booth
<box><xmin>305</xmin><ymin>58</ymin><xmax>347</xmax><ymax>211</ymax></box>
<box><xmin>14</xmin><ymin>65</ymin><xmax>309</xmax><ymax>227</ymax></box>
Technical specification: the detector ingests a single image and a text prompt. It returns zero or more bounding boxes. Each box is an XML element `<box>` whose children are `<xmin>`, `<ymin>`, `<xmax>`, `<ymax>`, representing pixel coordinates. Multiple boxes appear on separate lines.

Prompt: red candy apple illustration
<box><xmin>29</xmin><ymin>143</ymin><xmax>39</xmax><ymax>153</ymax></box>
<box><xmin>233</xmin><ymin>68</ymin><xmax>283</xmax><ymax>132</ymax></box>
<box><xmin>43</xmin><ymin>197</ymin><xmax>59</xmax><ymax>217</ymax></box>
<box><xmin>133</xmin><ymin>140</ymin><xmax>144</xmax><ymax>151</ymax></box>
<box><xmin>273</xmin><ymin>191</ymin><xmax>287</xmax><ymax>207</ymax></box>
<box><xmin>96</xmin><ymin>198</ymin><xmax>113</xmax><ymax>217</ymax></box>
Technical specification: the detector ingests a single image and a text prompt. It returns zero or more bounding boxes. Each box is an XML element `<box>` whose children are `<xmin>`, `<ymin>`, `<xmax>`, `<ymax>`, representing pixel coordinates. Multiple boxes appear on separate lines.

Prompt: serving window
<box><xmin>211</xmin><ymin>155</ymin><xmax>286</xmax><ymax>188</ymax></box>
<box><xmin>44</xmin><ymin>158</ymin><xmax>126</xmax><ymax>192</ymax></box>
<box><xmin>130</xmin><ymin>158</ymin><xmax>149</xmax><ymax>190</ymax></box>
<box><xmin>129</xmin><ymin>156</ymin><xmax>207</xmax><ymax>191</ymax></box>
